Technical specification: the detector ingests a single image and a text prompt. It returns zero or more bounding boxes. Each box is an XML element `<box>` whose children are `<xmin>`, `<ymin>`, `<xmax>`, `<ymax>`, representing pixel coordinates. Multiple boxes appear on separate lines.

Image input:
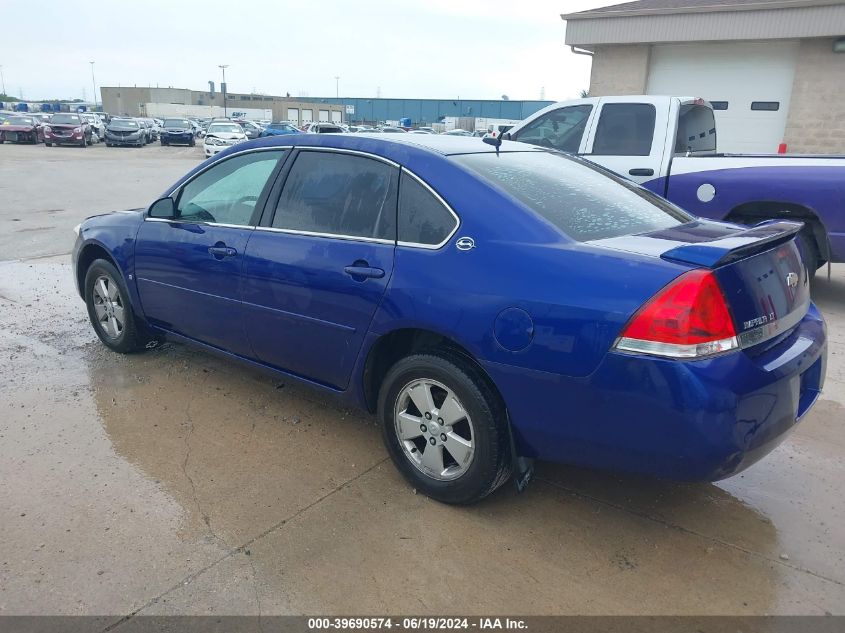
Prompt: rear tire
<box><xmin>84</xmin><ymin>259</ymin><xmax>149</xmax><ymax>354</ymax></box>
<box><xmin>45</xmin><ymin>142</ymin><xmax>51</xmax><ymax>147</ymax></box>
<box><xmin>378</xmin><ymin>352</ymin><xmax>512</xmax><ymax>505</ymax></box>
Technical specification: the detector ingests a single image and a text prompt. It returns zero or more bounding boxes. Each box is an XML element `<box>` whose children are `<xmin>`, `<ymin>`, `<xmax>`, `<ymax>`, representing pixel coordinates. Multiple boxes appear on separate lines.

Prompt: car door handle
<box><xmin>628</xmin><ymin>168</ymin><xmax>654</xmax><ymax>177</ymax></box>
<box><xmin>208</xmin><ymin>245</ymin><xmax>237</xmax><ymax>258</ymax></box>
<box><xmin>344</xmin><ymin>265</ymin><xmax>385</xmax><ymax>279</ymax></box>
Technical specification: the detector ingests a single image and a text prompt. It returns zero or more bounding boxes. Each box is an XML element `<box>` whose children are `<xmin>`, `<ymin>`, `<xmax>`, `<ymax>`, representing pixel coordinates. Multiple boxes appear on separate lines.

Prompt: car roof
<box><xmin>242</xmin><ymin>132</ymin><xmax>540</xmax><ymax>158</ymax></box>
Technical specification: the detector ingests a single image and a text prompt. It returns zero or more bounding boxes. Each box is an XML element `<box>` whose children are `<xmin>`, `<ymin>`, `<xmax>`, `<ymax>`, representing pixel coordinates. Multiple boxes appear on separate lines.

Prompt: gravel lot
<box><xmin>1</xmin><ymin>142</ymin><xmax>843</xmax><ymax>620</ymax></box>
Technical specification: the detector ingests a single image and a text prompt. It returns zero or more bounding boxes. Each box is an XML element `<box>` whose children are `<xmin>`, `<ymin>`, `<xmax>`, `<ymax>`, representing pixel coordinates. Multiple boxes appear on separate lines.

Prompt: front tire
<box><xmin>378</xmin><ymin>352</ymin><xmax>512</xmax><ymax>504</ymax></box>
<box><xmin>84</xmin><ymin>259</ymin><xmax>148</xmax><ymax>354</ymax></box>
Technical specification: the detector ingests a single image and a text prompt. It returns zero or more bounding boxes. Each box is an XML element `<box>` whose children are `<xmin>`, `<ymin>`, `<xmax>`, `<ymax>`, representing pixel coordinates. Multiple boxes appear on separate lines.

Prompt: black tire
<box><xmin>798</xmin><ymin>228</ymin><xmax>820</xmax><ymax>279</ymax></box>
<box><xmin>378</xmin><ymin>352</ymin><xmax>512</xmax><ymax>504</ymax></box>
<box><xmin>84</xmin><ymin>259</ymin><xmax>149</xmax><ymax>354</ymax></box>
<box><xmin>45</xmin><ymin>142</ymin><xmax>51</xmax><ymax>147</ymax></box>
<box><xmin>189</xmin><ymin>137</ymin><xmax>196</xmax><ymax>147</ymax></box>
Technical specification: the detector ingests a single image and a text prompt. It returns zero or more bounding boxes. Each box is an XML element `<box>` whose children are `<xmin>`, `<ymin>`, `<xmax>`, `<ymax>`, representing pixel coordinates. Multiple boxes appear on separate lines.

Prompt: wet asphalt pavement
<box><xmin>0</xmin><ymin>143</ymin><xmax>843</xmax><ymax>620</ymax></box>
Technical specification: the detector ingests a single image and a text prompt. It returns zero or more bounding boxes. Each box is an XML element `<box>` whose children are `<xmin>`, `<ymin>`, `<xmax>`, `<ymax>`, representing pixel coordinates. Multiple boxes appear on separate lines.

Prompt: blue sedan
<box><xmin>258</xmin><ymin>122</ymin><xmax>302</xmax><ymax>137</ymax></box>
<box><xmin>71</xmin><ymin>134</ymin><xmax>827</xmax><ymax>504</ymax></box>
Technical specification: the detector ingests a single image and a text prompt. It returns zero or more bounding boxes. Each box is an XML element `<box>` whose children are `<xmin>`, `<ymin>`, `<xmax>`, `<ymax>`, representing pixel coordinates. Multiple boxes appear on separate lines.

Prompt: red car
<box><xmin>44</xmin><ymin>113</ymin><xmax>92</xmax><ymax>147</ymax></box>
<box><xmin>0</xmin><ymin>115</ymin><xmax>43</xmax><ymax>144</ymax></box>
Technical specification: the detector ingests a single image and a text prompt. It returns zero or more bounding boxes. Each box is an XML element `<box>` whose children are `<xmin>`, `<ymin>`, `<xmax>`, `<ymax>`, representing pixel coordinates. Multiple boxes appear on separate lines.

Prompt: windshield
<box><xmin>453</xmin><ymin>151</ymin><xmax>691</xmax><ymax>242</ymax></box>
<box><xmin>51</xmin><ymin>114</ymin><xmax>81</xmax><ymax>125</ymax></box>
<box><xmin>269</xmin><ymin>124</ymin><xmax>292</xmax><ymax>130</ymax></box>
<box><xmin>111</xmin><ymin>120</ymin><xmax>138</xmax><ymax>128</ymax></box>
<box><xmin>6</xmin><ymin>117</ymin><xmax>34</xmax><ymax>125</ymax></box>
<box><xmin>164</xmin><ymin>119</ymin><xmax>190</xmax><ymax>128</ymax></box>
<box><xmin>207</xmin><ymin>124</ymin><xmax>242</xmax><ymax>134</ymax></box>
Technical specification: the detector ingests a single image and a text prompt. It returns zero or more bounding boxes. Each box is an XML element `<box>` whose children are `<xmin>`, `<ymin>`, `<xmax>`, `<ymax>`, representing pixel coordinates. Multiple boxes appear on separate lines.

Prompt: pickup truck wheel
<box><xmin>378</xmin><ymin>352</ymin><xmax>512</xmax><ymax>504</ymax></box>
<box><xmin>84</xmin><ymin>259</ymin><xmax>148</xmax><ymax>354</ymax></box>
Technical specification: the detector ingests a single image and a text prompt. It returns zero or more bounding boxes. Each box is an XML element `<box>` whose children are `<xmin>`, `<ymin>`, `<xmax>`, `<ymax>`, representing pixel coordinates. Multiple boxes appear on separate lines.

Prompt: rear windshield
<box><xmin>51</xmin><ymin>114</ymin><xmax>81</xmax><ymax>124</ymax></box>
<box><xmin>453</xmin><ymin>151</ymin><xmax>691</xmax><ymax>242</ymax></box>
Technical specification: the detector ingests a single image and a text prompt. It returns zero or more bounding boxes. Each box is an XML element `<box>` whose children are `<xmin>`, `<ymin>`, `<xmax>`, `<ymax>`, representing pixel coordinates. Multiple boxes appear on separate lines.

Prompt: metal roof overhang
<box><xmin>563</xmin><ymin>2</ymin><xmax>845</xmax><ymax>48</ymax></box>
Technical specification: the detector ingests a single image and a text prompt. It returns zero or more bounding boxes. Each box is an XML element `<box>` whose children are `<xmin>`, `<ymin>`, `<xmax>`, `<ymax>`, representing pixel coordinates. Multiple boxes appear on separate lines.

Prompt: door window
<box><xmin>398</xmin><ymin>172</ymin><xmax>457</xmax><ymax>247</ymax></box>
<box><xmin>272</xmin><ymin>151</ymin><xmax>397</xmax><ymax>240</ymax></box>
<box><xmin>591</xmin><ymin>103</ymin><xmax>656</xmax><ymax>156</ymax></box>
<box><xmin>510</xmin><ymin>104</ymin><xmax>592</xmax><ymax>152</ymax></box>
<box><xmin>176</xmin><ymin>150</ymin><xmax>285</xmax><ymax>225</ymax></box>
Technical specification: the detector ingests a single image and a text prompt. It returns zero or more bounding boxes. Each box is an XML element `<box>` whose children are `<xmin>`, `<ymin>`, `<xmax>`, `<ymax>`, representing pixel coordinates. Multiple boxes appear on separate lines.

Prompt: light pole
<box><xmin>0</xmin><ymin>65</ymin><xmax>5</xmax><ymax>97</ymax></box>
<box><xmin>219</xmin><ymin>64</ymin><xmax>229</xmax><ymax>117</ymax></box>
<box><xmin>334</xmin><ymin>75</ymin><xmax>339</xmax><ymax>99</ymax></box>
<box><xmin>89</xmin><ymin>61</ymin><xmax>97</xmax><ymax>110</ymax></box>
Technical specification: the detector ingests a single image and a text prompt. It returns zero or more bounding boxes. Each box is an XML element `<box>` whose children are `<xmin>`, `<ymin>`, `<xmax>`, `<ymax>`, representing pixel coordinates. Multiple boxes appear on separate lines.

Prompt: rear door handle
<box><xmin>628</xmin><ymin>168</ymin><xmax>654</xmax><ymax>177</ymax></box>
<box><xmin>208</xmin><ymin>245</ymin><xmax>237</xmax><ymax>258</ymax></box>
<box><xmin>344</xmin><ymin>265</ymin><xmax>385</xmax><ymax>279</ymax></box>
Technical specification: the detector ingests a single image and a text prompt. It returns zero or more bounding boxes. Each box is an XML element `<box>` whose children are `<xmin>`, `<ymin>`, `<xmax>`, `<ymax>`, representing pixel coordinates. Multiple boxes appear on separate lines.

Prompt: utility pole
<box><xmin>334</xmin><ymin>76</ymin><xmax>340</xmax><ymax>99</ymax></box>
<box><xmin>219</xmin><ymin>65</ymin><xmax>229</xmax><ymax>117</ymax></box>
<box><xmin>89</xmin><ymin>61</ymin><xmax>97</xmax><ymax>110</ymax></box>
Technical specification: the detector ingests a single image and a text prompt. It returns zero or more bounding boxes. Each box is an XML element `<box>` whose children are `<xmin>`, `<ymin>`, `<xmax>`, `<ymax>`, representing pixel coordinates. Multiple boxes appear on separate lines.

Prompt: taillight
<box><xmin>614</xmin><ymin>269</ymin><xmax>738</xmax><ymax>359</ymax></box>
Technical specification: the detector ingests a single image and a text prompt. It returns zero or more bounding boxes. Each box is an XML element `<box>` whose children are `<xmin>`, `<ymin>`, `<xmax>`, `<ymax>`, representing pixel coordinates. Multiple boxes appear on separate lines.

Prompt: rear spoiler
<box><xmin>661</xmin><ymin>220</ymin><xmax>803</xmax><ymax>268</ymax></box>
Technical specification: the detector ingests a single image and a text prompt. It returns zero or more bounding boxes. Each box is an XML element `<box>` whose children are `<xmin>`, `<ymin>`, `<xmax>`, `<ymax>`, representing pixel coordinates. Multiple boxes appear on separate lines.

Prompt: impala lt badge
<box><xmin>786</xmin><ymin>271</ymin><xmax>798</xmax><ymax>288</ymax></box>
<box><xmin>456</xmin><ymin>237</ymin><xmax>476</xmax><ymax>251</ymax></box>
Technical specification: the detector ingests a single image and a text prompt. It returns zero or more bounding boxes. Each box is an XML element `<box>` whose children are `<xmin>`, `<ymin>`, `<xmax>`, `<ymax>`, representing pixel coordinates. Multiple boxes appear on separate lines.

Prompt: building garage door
<box><xmin>331</xmin><ymin>110</ymin><xmax>341</xmax><ymax>124</ymax></box>
<box><xmin>302</xmin><ymin>109</ymin><xmax>313</xmax><ymax>123</ymax></box>
<box><xmin>646</xmin><ymin>41</ymin><xmax>798</xmax><ymax>153</ymax></box>
<box><xmin>287</xmin><ymin>108</ymin><xmax>299</xmax><ymax>124</ymax></box>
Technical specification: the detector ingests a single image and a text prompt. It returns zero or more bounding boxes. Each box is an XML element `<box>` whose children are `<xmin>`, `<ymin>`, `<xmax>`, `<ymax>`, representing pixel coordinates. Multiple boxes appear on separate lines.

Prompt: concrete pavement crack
<box><xmin>103</xmin><ymin>457</ymin><xmax>389</xmax><ymax>631</ymax></box>
<box><xmin>537</xmin><ymin>476</ymin><xmax>845</xmax><ymax>588</ymax></box>
<box><xmin>180</xmin><ymin>379</ymin><xmax>228</xmax><ymax>550</ymax></box>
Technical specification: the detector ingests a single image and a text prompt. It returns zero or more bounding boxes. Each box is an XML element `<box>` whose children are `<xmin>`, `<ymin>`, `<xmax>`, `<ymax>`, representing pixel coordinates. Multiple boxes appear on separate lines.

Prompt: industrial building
<box><xmin>564</xmin><ymin>0</ymin><xmax>845</xmax><ymax>154</ymax></box>
<box><xmin>99</xmin><ymin>86</ymin><xmax>553</xmax><ymax>127</ymax></box>
<box><xmin>100</xmin><ymin>86</ymin><xmax>345</xmax><ymax>124</ymax></box>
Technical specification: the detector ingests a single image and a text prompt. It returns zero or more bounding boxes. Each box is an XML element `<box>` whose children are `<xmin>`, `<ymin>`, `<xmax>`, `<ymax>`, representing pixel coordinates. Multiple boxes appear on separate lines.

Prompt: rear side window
<box><xmin>511</xmin><ymin>104</ymin><xmax>592</xmax><ymax>153</ymax></box>
<box><xmin>591</xmin><ymin>103</ymin><xmax>656</xmax><ymax>156</ymax></box>
<box><xmin>398</xmin><ymin>172</ymin><xmax>457</xmax><ymax>246</ymax></box>
<box><xmin>453</xmin><ymin>151</ymin><xmax>690</xmax><ymax>242</ymax></box>
<box><xmin>272</xmin><ymin>151</ymin><xmax>397</xmax><ymax>240</ymax></box>
<box><xmin>675</xmin><ymin>104</ymin><xmax>716</xmax><ymax>154</ymax></box>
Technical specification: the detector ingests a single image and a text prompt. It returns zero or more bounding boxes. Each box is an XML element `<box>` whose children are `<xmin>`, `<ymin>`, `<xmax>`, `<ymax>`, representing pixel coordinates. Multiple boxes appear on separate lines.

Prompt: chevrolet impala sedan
<box><xmin>72</xmin><ymin>134</ymin><xmax>827</xmax><ymax>504</ymax></box>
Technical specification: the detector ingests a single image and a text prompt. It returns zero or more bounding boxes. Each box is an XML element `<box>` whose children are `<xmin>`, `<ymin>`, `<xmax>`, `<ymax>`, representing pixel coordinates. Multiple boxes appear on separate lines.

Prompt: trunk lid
<box><xmin>592</xmin><ymin>219</ymin><xmax>811</xmax><ymax>350</ymax></box>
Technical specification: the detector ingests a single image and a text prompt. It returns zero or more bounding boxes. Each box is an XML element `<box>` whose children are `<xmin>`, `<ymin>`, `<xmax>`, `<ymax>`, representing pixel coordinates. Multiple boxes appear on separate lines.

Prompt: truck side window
<box><xmin>591</xmin><ymin>103</ymin><xmax>656</xmax><ymax>156</ymax></box>
<box><xmin>675</xmin><ymin>104</ymin><xmax>717</xmax><ymax>154</ymax></box>
<box><xmin>510</xmin><ymin>105</ymin><xmax>592</xmax><ymax>153</ymax></box>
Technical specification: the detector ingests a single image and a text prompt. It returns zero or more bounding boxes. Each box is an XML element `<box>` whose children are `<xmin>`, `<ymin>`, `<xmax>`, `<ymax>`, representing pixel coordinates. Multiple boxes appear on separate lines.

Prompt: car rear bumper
<box><xmin>485</xmin><ymin>303</ymin><xmax>827</xmax><ymax>481</ymax></box>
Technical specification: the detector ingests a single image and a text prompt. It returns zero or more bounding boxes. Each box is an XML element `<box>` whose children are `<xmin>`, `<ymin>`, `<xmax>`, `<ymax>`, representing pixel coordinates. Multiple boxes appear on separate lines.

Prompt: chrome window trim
<box><xmin>294</xmin><ymin>145</ymin><xmax>400</xmax><ymax>168</ymax></box>
<box><xmin>253</xmin><ymin>226</ymin><xmax>394</xmax><ymax>245</ymax></box>
<box><xmin>396</xmin><ymin>168</ymin><xmax>461</xmax><ymax>250</ymax></box>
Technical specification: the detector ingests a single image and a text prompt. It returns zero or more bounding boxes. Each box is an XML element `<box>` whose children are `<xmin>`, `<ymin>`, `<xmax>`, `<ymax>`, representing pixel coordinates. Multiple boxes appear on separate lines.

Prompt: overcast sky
<box><xmin>1</xmin><ymin>0</ymin><xmax>612</xmax><ymax>103</ymax></box>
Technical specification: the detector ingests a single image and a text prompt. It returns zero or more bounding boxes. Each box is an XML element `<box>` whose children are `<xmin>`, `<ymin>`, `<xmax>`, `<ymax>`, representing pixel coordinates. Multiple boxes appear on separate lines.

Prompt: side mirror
<box><xmin>148</xmin><ymin>196</ymin><xmax>175</xmax><ymax>219</ymax></box>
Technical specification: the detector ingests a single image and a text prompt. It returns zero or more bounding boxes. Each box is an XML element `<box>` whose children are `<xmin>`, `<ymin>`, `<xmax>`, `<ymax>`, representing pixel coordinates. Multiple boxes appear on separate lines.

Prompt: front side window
<box><xmin>453</xmin><ymin>151</ymin><xmax>690</xmax><ymax>242</ymax></box>
<box><xmin>591</xmin><ymin>103</ymin><xmax>656</xmax><ymax>156</ymax></box>
<box><xmin>398</xmin><ymin>173</ymin><xmax>457</xmax><ymax>246</ymax></box>
<box><xmin>510</xmin><ymin>105</ymin><xmax>592</xmax><ymax>153</ymax></box>
<box><xmin>176</xmin><ymin>150</ymin><xmax>285</xmax><ymax>226</ymax></box>
<box><xmin>272</xmin><ymin>151</ymin><xmax>396</xmax><ymax>240</ymax></box>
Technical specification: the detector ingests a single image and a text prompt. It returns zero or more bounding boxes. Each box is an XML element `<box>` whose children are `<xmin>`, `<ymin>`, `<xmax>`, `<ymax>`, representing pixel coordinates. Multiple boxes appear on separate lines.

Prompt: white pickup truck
<box><xmin>504</xmin><ymin>96</ymin><xmax>845</xmax><ymax>271</ymax></box>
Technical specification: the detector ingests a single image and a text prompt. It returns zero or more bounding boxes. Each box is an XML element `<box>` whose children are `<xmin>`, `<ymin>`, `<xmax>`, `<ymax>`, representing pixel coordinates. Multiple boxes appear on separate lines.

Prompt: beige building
<box><xmin>564</xmin><ymin>0</ymin><xmax>845</xmax><ymax>153</ymax></box>
<box><xmin>100</xmin><ymin>86</ymin><xmax>345</xmax><ymax>125</ymax></box>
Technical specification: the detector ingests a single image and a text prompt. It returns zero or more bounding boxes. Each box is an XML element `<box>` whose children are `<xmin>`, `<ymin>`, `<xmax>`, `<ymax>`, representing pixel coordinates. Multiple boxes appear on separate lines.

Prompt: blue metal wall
<box><xmin>299</xmin><ymin>97</ymin><xmax>554</xmax><ymax>124</ymax></box>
